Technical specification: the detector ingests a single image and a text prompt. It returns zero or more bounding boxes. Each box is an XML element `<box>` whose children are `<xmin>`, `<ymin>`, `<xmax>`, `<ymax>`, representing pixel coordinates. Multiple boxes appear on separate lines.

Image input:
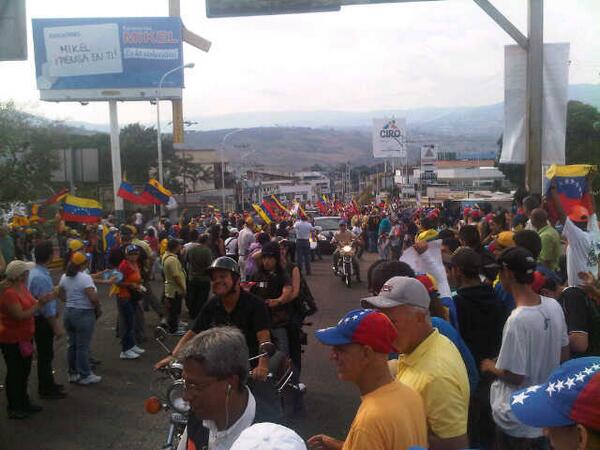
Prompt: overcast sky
<box><xmin>1</xmin><ymin>0</ymin><xmax>599</xmax><ymax>128</ymax></box>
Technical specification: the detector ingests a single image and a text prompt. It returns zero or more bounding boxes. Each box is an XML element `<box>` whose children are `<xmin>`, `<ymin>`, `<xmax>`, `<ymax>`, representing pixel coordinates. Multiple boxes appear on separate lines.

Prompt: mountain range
<box><xmin>59</xmin><ymin>83</ymin><xmax>600</xmax><ymax>169</ymax></box>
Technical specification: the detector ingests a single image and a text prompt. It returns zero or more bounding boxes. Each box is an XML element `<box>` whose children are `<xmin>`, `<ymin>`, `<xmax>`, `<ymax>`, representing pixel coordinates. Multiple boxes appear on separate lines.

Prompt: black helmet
<box><xmin>260</xmin><ymin>241</ymin><xmax>281</xmax><ymax>258</ymax></box>
<box><xmin>206</xmin><ymin>256</ymin><xmax>240</xmax><ymax>276</ymax></box>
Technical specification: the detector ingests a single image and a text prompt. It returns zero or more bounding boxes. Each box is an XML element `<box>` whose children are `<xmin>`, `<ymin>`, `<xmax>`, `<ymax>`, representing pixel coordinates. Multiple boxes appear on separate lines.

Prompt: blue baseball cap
<box><xmin>314</xmin><ymin>309</ymin><xmax>397</xmax><ymax>354</ymax></box>
<box><xmin>510</xmin><ymin>357</ymin><xmax>600</xmax><ymax>429</ymax></box>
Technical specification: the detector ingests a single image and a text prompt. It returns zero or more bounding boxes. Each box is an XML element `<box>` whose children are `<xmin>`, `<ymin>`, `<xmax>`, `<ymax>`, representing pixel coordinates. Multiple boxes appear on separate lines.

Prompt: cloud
<box><xmin>0</xmin><ymin>0</ymin><xmax>597</xmax><ymax>126</ymax></box>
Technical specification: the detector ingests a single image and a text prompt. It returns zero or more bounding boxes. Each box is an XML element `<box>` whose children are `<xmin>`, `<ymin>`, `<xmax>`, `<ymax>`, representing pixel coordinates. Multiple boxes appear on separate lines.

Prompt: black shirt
<box><xmin>191</xmin><ymin>290</ymin><xmax>270</xmax><ymax>358</ymax></box>
<box><xmin>250</xmin><ymin>269</ymin><xmax>291</xmax><ymax>328</ymax></box>
<box><xmin>559</xmin><ymin>286</ymin><xmax>600</xmax><ymax>357</ymax></box>
<box><xmin>454</xmin><ymin>284</ymin><xmax>506</xmax><ymax>366</ymax></box>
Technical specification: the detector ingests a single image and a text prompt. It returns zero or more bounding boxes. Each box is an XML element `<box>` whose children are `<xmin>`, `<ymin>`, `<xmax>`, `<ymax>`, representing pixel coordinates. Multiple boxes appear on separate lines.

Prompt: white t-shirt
<box><xmin>562</xmin><ymin>213</ymin><xmax>600</xmax><ymax>287</ymax></box>
<box><xmin>134</xmin><ymin>212</ymin><xmax>143</xmax><ymax>225</ymax></box>
<box><xmin>490</xmin><ymin>296</ymin><xmax>569</xmax><ymax>438</ymax></box>
<box><xmin>59</xmin><ymin>272</ymin><xmax>97</xmax><ymax>309</ymax></box>
<box><xmin>225</xmin><ymin>237</ymin><xmax>238</xmax><ymax>256</ymax></box>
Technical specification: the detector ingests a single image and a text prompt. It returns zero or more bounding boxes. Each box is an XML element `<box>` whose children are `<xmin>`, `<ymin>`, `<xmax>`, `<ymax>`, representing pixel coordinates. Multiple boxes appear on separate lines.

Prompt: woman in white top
<box><xmin>58</xmin><ymin>252</ymin><xmax>102</xmax><ymax>385</ymax></box>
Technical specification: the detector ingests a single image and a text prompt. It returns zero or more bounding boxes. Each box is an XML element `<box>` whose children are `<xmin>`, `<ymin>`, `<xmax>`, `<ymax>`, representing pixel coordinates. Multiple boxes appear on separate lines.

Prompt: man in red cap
<box><xmin>550</xmin><ymin>180</ymin><xmax>599</xmax><ymax>288</ymax></box>
<box><xmin>307</xmin><ymin>309</ymin><xmax>428</xmax><ymax>450</ymax></box>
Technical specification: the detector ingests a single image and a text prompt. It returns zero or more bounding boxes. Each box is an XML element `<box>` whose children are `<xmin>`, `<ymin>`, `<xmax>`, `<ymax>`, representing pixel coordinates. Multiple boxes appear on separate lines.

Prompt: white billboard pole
<box><xmin>109</xmin><ymin>100</ymin><xmax>124</xmax><ymax>216</ymax></box>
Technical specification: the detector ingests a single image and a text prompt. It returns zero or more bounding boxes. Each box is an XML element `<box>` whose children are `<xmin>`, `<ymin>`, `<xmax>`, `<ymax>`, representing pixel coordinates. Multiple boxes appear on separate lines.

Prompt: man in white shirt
<box><xmin>550</xmin><ymin>180</ymin><xmax>600</xmax><ymax>287</ymax></box>
<box><xmin>481</xmin><ymin>247</ymin><xmax>570</xmax><ymax>448</ymax></box>
<box><xmin>176</xmin><ymin>327</ymin><xmax>264</xmax><ymax>450</ymax></box>
<box><xmin>237</xmin><ymin>218</ymin><xmax>255</xmax><ymax>281</ymax></box>
<box><xmin>225</xmin><ymin>228</ymin><xmax>239</xmax><ymax>260</ymax></box>
<box><xmin>293</xmin><ymin>215</ymin><xmax>313</xmax><ymax>276</ymax></box>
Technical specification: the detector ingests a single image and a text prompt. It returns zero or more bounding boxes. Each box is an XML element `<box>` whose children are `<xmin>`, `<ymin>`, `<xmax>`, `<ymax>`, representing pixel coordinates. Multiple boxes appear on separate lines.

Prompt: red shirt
<box><xmin>145</xmin><ymin>236</ymin><xmax>159</xmax><ymax>253</ymax></box>
<box><xmin>0</xmin><ymin>286</ymin><xmax>36</xmax><ymax>343</ymax></box>
<box><xmin>118</xmin><ymin>259</ymin><xmax>141</xmax><ymax>299</ymax></box>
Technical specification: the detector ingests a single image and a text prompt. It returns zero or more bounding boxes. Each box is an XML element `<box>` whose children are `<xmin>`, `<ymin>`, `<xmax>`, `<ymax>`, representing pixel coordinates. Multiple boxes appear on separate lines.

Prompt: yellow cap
<box><xmin>496</xmin><ymin>231</ymin><xmax>515</xmax><ymax>249</ymax></box>
<box><xmin>71</xmin><ymin>251</ymin><xmax>87</xmax><ymax>265</ymax></box>
<box><xmin>68</xmin><ymin>239</ymin><xmax>84</xmax><ymax>252</ymax></box>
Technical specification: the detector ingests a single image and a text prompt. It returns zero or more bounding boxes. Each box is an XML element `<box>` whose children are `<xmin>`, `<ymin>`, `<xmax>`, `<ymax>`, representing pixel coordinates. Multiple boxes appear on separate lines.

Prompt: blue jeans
<box><xmin>118</xmin><ymin>299</ymin><xmax>136</xmax><ymax>352</ymax></box>
<box><xmin>64</xmin><ymin>308</ymin><xmax>96</xmax><ymax>378</ymax></box>
<box><xmin>295</xmin><ymin>239</ymin><xmax>311</xmax><ymax>275</ymax></box>
<box><xmin>367</xmin><ymin>231</ymin><xmax>377</xmax><ymax>253</ymax></box>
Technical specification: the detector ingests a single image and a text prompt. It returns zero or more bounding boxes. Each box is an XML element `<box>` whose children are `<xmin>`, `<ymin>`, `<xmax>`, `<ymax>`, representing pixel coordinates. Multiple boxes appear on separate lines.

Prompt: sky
<box><xmin>1</xmin><ymin>0</ymin><xmax>599</xmax><ymax>128</ymax></box>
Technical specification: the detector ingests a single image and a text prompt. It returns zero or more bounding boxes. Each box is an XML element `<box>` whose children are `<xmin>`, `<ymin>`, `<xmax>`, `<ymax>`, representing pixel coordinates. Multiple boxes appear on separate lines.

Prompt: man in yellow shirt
<box><xmin>362</xmin><ymin>276</ymin><xmax>470</xmax><ymax>450</ymax></box>
<box><xmin>308</xmin><ymin>309</ymin><xmax>428</xmax><ymax>450</ymax></box>
<box><xmin>162</xmin><ymin>238</ymin><xmax>186</xmax><ymax>335</ymax></box>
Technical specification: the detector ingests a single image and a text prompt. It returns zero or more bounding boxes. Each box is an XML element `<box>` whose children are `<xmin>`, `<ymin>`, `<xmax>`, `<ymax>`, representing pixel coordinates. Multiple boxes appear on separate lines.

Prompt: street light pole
<box><xmin>219</xmin><ymin>128</ymin><xmax>246</xmax><ymax>213</ymax></box>
<box><xmin>156</xmin><ymin>62</ymin><xmax>195</xmax><ymax>186</ymax></box>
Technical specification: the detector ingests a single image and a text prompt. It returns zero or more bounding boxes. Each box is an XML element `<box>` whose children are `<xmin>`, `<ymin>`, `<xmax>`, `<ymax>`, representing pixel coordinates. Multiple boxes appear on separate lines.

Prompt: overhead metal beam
<box><xmin>472</xmin><ymin>0</ymin><xmax>528</xmax><ymax>50</ymax></box>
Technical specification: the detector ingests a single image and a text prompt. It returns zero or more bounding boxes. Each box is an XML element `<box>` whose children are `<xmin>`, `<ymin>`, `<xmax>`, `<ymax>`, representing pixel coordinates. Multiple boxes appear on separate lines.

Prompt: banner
<box><xmin>372</xmin><ymin>118</ymin><xmax>407</xmax><ymax>159</ymax></box>
<box><xmin>400</xmin><ymin>240</ymin><xmax>451</xmax><ymax>298</ymax></box>
<box><xmin>500</xmin><ymin>43</ymin><xmax>570</xmax><ymax>165</ymax></box>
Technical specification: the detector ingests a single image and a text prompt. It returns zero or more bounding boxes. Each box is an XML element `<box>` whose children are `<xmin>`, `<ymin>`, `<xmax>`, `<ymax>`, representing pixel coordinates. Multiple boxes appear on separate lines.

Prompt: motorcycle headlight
<box><xmin>342</xmin><ymin>245</ymin><xmax>352</xmax><ymax>252</ymax></box>
<box><xmin>167</xmin><ymin>381</ymin><xmax>190</xmax><ymax>414</ymax></box>
<box><xmin>318</xmin><ymin>233</ymin><xmax>327</xmax><ymax>241</ymax></box>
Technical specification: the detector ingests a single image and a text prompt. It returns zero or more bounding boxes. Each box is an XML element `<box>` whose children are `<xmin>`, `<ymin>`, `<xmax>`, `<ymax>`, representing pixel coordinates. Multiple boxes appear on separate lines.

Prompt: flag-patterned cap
<box><xmin>510</xmin><ymin>357</ymin><xmax>600</xmax><ymax>429</ymax></box>
<box><xmin>314</xmin><ymin>309</ymin><xmax>397</xmax><ymax>354</ymax></box>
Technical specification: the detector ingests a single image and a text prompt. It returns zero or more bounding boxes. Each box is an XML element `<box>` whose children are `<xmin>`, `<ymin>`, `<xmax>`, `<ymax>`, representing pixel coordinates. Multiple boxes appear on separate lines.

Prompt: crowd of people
<box><xmin>1</xmin><ymin>180</ymin><xmax>600</xmax><ymax>450</ymax></box>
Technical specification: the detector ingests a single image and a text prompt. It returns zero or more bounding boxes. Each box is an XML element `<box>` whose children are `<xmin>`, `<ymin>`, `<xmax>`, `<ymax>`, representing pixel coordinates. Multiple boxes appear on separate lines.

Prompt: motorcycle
<box><xmin>333</xmin><ymin>241</ymin><xmax>357</xmax><ymax>288</ymax></box>
<box><xmin>145</xmin><ymin>327</ymin><xmax>304</xmax><ymax>450</ymax></box>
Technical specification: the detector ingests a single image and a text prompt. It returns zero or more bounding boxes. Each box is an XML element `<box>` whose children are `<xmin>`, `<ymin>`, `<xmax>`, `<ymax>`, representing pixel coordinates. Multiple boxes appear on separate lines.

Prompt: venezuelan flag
<box><xmin>271</xmin><ymin>195</ymin><xmax>289</xmax><ymax>213</ymax></box>
<box><xmin>261</xmin><ymin>199</ymin><xmax>276</xmax><ymax>221</ymax></box>
<box><xmin>62</xmin><ymin>195</ymin><xmax>102</xmax><ymax>223</ymax></box>
<box><xmin>141</xmin><ymin>178</ymin><xmax>172</xmax><ymax>205</ymax></box>
<box><xmin>252</xmin><ymin>203</ymin><xmax>272</xmax><ymax>225</ymax></box>
<box><xmin>43</xmin><ymin>187</ymin><xmax>69</xmax><ymax>206</ymax></box>
<box><xmin>118</xmin><ymin>181</ymin><xmax>152</xmax><ymax>205</ymax></box>
<box><xmin>545</xmin><ymin>164</ymin><xmax>596</xmax><ymax>219</ymax></box>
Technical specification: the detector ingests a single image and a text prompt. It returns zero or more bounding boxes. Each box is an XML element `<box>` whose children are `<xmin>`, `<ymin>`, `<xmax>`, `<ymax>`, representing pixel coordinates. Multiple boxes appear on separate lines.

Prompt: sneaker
<box><xmin>68</xmin><ymin>374</ymin><xmax>81</xmax><ymax>384</ymax></box>
<box><xmin>130</xmin><ymin>345</ymin><xmax>146</xmax><ymax>355</ymax></box>
<box><xmin>120</xmin><ymin>349</ymin><xmax>141</xmax><ymax>360</ymax></box>
<box><xmin>78</xmin><ymin>374</ymin><xmax>102</xmax><ymax>385</ymax></box>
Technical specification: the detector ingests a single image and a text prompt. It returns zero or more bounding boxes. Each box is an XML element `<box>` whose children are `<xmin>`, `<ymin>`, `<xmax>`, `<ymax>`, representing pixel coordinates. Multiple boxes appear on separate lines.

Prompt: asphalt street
<box><xmin>0</xmin><ymin>254</ymin><xmax>375</xmax><ymax>450</ymax></box>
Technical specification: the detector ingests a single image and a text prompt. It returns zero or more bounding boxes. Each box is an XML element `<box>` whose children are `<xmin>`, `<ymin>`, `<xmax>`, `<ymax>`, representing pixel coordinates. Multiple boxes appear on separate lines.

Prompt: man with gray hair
<box><xmin>176</xmin><ymin>326</ymin><xmax>265</xmax><ymax>450</ymax></box>
<box><xmin>361</xmin><ymin>276</ymin><xmax>470</xmax><ymax>450</ymax></box>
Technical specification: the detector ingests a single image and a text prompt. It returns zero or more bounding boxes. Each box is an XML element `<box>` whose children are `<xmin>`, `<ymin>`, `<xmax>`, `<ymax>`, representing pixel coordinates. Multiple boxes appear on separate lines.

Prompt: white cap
<box><xmin>230</xmin><ymin>423</ymin><xmax>306</xmax><ymax>450</ymax></box>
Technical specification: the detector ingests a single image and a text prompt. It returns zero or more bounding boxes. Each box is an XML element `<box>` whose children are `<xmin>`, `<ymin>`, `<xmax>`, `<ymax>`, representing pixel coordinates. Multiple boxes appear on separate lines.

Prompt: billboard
<box><xmin>32</xmin><ymin>17</ymin><xmax>184</xmax><ymax>101</ymax></box>
<box><xmin>372</xmin><ymin>118</ymin><xmax>407</xmax><ymax>159</ymax></box>
<box><xmin>205</xmin><ymin>0</ymin><xmax>444</xmax><ymax>18</ymax></box>
<box><xmin>420</xmin><ymin>145</ymin><xmax>437</xmax><ymax>185</ymax></box>
<box><xmin>206</xmin><ymin>0</ymin><xmax>340</xmax><ymax>18</ymax></box>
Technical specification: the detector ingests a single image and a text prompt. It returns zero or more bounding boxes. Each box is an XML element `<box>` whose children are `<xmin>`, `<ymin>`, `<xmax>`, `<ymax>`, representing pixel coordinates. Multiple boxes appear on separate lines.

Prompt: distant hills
<box><xmin>58</xmin><ymin>83</ymin><xmax>600</xmax><ymax>169</ymax></box>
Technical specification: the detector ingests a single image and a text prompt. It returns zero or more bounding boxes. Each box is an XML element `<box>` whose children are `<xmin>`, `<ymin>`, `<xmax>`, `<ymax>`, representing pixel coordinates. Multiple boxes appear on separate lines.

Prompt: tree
<box><xmin>0</xmin><ymin>102</ymin><xmax>60</xmax><ymax>203</ymax></box>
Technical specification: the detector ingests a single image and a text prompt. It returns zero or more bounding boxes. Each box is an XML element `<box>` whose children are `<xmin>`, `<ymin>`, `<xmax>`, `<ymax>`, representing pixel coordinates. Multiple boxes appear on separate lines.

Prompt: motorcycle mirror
<box><xmin>154</xmin><ymin>326</ymin><xmax>168</xmax><ymax>342</ymax></box>
<box><xmin>144</xmin><ymin>396</ymin><xmax>162</xmax><ymax>414</ymax></box>
<box><xmin>258</xmin><ymin>341</ymin><xmax>276</xmax><ymax>358</ymax></box>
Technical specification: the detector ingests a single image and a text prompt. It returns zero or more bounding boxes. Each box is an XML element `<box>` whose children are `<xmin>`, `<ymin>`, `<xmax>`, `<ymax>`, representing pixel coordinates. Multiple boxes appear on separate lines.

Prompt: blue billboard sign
<box><xmin>32</xmin><ymin>17</ymin><xmax>184</xmax><ymax>101</ymax></box>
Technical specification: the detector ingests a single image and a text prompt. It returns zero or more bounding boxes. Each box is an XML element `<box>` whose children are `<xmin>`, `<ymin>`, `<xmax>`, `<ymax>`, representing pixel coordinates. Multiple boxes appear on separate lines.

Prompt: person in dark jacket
<box><xmin>449</xmin><ymin>247</ymin><xmax>506</xmax><ymax>450</ymax></box>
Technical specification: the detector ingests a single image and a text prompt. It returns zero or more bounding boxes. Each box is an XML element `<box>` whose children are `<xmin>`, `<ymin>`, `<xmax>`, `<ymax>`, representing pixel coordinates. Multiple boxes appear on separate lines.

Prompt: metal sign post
<box><xmin>108</xmin><ymin>100</ymin><xmax>124</xmax><ymax>217</ymax></box>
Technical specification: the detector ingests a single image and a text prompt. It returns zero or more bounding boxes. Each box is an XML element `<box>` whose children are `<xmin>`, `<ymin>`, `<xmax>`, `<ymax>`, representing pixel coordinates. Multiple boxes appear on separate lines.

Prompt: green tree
<box><xmin>119</xmin><ymin>123</ymin><xmax>174</xmax><ymax>183</ymax></box>
<box><xmin>565</xmin><ymin>101</ymin><xmax>600</xmax><ymax>165</ymax></box>
<box><xmin>0</xmin><ymin>102</ymin><xmax>60</xmax><ymax>202</ymax></box>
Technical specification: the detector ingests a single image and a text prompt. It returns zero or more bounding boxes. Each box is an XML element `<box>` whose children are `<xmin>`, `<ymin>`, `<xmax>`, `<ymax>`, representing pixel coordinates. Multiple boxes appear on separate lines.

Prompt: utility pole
<box><xmin>526</xmin><ymin>0</ymin><xmax>543</xmax><ymax>193</ymax></box>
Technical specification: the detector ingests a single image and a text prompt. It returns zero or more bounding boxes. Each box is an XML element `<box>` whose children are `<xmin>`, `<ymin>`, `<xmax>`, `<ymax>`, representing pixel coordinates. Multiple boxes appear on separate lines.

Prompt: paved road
<box><xmin>0</xmin><ymin>254</ymin><xmax>375</xmax><ymax>450</ymax></box>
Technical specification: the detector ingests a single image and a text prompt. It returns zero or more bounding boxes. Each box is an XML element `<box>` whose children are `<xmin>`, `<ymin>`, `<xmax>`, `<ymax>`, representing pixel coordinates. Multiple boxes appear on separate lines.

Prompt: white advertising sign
<box><xmin>372</xmin><ymin>118</ymin><xmax>407</xmax><ymax>159</ymax></box>
<box><xmin>500</xmin><ymin>43</ymin><xmax>570</xmax><ymax>165</ymax></box>
<box><xmin>43</xmin><ymin>23</ymin><xmax>123</xmax><ymax>78</ymax></box>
